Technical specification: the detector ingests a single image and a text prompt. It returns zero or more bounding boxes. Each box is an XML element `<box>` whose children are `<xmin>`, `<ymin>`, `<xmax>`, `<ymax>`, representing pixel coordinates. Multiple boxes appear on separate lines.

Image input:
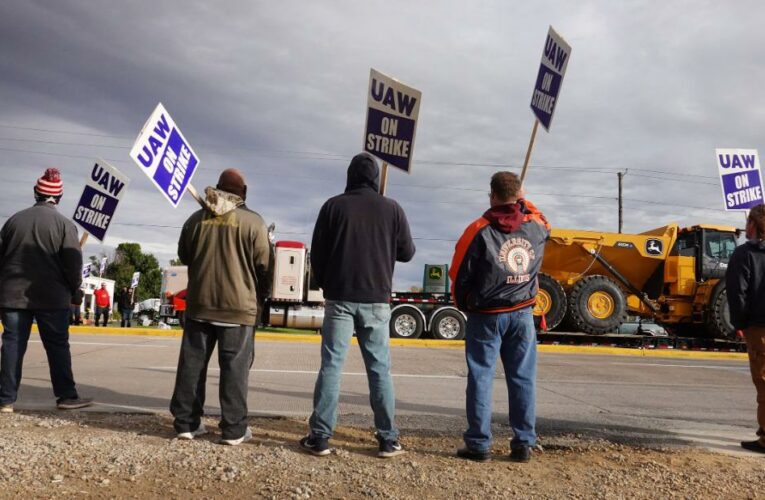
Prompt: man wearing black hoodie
<box><xmin>449</xmin><ymin>171</ymin><xmax>549</xmax><ymax>463</ymax></box>
<box><xmin>300</xmin><ymin>153</ymin><xmax>415</xmax><ymax>458</ymax></box>
<box><xmin>727</xmin><ymin>203</ymin><xmax>765</xmax><ymax>454</ymax></box>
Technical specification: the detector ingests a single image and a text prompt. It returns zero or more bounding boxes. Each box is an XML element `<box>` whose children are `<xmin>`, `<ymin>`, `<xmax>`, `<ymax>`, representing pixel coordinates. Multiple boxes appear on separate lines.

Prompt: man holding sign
<box><xmin>170</xmin><ymin>169</ymin><xmax>273</xmax><ymax>445</ymax></box>
<box><xmin>0</xmin><ymin>168</ymin><xmax>92</xmax><ymax>412</ymax></box>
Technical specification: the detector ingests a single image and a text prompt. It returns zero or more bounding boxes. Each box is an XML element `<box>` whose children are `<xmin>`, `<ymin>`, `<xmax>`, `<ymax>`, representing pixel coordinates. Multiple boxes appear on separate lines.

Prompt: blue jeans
<box><xmin>309</xmin><ymin>301</ymin><xmax>398</xmax><ymax>441</ymax></box>
<box><xmin>0</xmin><ymin>309</ymin><xmax>79</xmax><ymax>405</ymax></box>
<box><xmin>464</xmin><ymin>307</ymin><xmax>537</xmax><ymax>451</ymax></box>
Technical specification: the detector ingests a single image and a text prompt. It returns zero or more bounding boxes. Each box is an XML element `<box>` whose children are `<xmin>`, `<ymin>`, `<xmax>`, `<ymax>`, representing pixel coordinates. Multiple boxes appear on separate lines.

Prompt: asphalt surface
<box><xmin>9</xmin><ymin>331</ymin><xmax>760</xmax><ymax>457</ymax></box>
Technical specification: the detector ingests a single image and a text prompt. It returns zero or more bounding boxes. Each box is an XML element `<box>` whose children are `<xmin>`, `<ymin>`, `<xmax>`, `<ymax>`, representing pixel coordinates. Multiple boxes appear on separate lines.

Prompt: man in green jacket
<box><xmin>170</xmin><ymin>169</ymin><xmax>273</xmax><ymax>445</ymax></box>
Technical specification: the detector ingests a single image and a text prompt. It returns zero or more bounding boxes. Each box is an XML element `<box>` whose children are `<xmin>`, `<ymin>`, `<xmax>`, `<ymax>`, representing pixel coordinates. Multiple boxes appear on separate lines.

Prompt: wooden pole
<box><xmin>186</xmin><ymin>183</ymin><xmax>205</xmax><ymax>207</ymax></box>
<box><xmin>520</xmin><ymin>120</ymin><xmax>540</xmax><ymax>183</ymax></box>
<box><xmin>79</xmin><ymin>232</ymin><xmax>89</xmax><ymax>249</ymax></box>
<box><xmin>379</xmin><ymin>162</ymin><xmax>389</xmax><ymax>196</ymax></box>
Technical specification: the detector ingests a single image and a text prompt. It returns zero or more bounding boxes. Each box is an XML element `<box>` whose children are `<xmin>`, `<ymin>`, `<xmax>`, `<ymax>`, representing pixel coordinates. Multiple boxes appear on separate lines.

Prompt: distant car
<box><xmin>617</xmin><ymin>321</ymin><xmax>668</xmax><ymax>336</ymax></box>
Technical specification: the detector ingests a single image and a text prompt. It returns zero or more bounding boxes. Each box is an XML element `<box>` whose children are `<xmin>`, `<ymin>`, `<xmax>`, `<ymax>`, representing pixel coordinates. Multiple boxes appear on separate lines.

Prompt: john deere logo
<box><xmin>428</xmin><ymin>267</ymin><xmax>443</xmax><ymax>280</ymax></box>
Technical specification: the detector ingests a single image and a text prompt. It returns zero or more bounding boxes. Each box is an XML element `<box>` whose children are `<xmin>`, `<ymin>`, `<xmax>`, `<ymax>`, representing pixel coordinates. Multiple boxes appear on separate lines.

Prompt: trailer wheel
<box><xmin>430</xmin><ymin>309</ymin><xmax>466</xmax><ymax>340</ymax></box>
<box><xmin>390</xmin><ymin>306</ymin><xmax>424</xmax><ymax>339</ymax></box>
<box><xmin>706</xmin><ymin>282</ymin><xmax>735</xmax><ymax>339</ymax></box>
<box><xmin>533</xmin><ymin>273</ymin><xmax>567</xmax><ymax>331</ymax></box>
<box><xmin>568</xmin><ymin>275</ymin><xmax>627</xmax><ymax>335</ymax></box>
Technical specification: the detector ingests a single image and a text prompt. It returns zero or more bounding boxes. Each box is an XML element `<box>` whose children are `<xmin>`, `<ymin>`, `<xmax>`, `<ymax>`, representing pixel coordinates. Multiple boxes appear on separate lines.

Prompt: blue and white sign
<box><xmin>99</xmin><ymin>257</ymin><xmax>107</xmax><ymax>276</ymax></box>
<box><xmin>530</xmin><ymin>26</ymin><xmax>572</xmax><ymax>132</ymax></box>
<box><xmin>82</xmin><ymin>263</ymin><xmax>91</xmax><ymax>279</ymax></box>
<box><xmin>129</xmin><ymin>103</ymin><xmax>200</xmax><ymax>208</ymax></box>
<box><xmin>72</xmin><ymin>160</ymin><xmax>129</xmax><ymax>242</ymax></box>
<box><xmin>131</xmin><ymin>271</ymin><xmax>141</xmax><ymax>289</ymax></box>
<box><xmin>716</xmin><ymin>149</ymin><xmax>764</xmax><ymax>211</ymax></box>
<box><xmin>364</xmin><ymin>68</ymin><xmax>422</xmax><ymax>173</ymax></box>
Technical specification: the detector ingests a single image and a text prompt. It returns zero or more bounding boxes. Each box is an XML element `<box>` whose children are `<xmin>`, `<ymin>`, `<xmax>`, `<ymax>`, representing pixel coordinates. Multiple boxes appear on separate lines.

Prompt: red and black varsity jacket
<box><xmin>449</xmin><ymin>199</ymin><xmax>550</xmax><ymax>314</ymax></box>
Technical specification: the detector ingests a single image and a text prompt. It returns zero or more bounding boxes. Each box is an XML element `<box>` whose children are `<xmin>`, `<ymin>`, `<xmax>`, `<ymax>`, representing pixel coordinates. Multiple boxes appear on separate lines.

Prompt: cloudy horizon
<box><xmin>1</xmin><ymin>1</ymin><xmax>762</xmax><ymax>290</ymax></box>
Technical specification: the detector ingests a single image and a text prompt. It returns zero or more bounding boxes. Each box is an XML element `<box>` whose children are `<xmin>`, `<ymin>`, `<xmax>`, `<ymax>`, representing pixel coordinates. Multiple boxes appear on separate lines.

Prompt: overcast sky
<box><xmin>1</xmin><ymin>1</ymin><xmax>762</xmax><ymax>290</ymax></box>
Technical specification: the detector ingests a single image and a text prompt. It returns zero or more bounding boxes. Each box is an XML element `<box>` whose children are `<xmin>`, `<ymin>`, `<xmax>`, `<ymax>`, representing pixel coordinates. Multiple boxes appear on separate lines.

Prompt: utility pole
<box><xmin>617</xmin><ymin>170</ymin><xmax>627</xmax><ymax>233</ymax></box>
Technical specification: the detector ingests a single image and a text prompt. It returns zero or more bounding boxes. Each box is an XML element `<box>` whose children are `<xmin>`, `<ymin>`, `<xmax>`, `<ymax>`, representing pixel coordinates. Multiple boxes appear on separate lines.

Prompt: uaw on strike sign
<box><xmin>530</xmin><ymin>26</ymin><xmax>571</xmax><ymax>131</ymax></box>
<box><xmin>129</xmin><ymin>103</ymin><xmax>200</xmax><ymax>207</ymax></box>
<box><xmin>716</xmin><ymin>149</ymin><xmax>764</xmax><ymax>211</ymax></box>
<box><xmin>364</xmin><ymin>68</ymin><xmax>422</xmax><ymax>173</ymax></box>
<box><xmin>72</xmin><ymin>161</ymin><xmax>129</xmax><ymax>242</ymax></box>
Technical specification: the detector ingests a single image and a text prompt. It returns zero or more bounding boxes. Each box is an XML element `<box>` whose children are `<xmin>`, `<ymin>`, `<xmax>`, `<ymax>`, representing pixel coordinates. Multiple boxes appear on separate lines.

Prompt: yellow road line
<box><xmin>21</xmin><ymin>325</ymin><xmax>747</xmax><ymax>360</ymax></box>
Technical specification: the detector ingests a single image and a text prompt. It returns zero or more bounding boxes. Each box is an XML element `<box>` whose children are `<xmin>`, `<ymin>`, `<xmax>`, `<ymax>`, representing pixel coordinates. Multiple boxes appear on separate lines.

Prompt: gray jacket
<box><xmin>0</xmin><ymin>202</ymin><xmax>83</xmax><ymax>309</ymax></box>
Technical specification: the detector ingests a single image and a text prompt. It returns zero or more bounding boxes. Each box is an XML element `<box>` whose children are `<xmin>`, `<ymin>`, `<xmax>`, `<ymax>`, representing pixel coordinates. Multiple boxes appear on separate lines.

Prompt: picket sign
<box><xmin>73</xmin><ymin>160</ymin><xmax>130</xmax><ymax>248</ymax></box>
<box><xmin>521</xmin><ymin>26</ymin><xmax>572</xmax><ymax>182</ymax></box>
<box><xmin>715</xmin><ymin>149</ymin><xmax>764</xmax><ymax>216</ymax></box>
<box><xmin>363</xmin><ymin>69</ymin><xmax>422</xmax><ymax>195</ymax></box>
<box><xmin>129</xmin><ymin>103</ymin><xmax>204</xmax><ymax>209</ymax></box>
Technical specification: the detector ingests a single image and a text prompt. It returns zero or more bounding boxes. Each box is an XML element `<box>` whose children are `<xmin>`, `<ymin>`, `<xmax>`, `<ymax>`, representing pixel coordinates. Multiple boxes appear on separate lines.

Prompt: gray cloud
<box><xmin>0</xmin><ymin>0</ymin><xmax>762</xmax><ymax>291</ymax></box>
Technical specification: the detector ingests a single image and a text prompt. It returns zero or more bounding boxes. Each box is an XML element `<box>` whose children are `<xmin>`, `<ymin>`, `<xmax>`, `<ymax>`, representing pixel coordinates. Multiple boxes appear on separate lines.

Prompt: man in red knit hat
<box><xmin>0</xmin><ymin>168</ymin><xmax>93</xmax><ymax>412</ymax></box>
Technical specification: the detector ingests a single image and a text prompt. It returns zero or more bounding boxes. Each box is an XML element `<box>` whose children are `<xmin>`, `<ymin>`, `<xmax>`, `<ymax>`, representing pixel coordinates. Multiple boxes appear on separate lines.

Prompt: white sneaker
<box><xmin>0</xmin><ymin>404</ymin><xmax>13</xmax><ymax>414</ymax></box>
<box><xmin>220</xmin><ymin>427</ymin><xmax>252</xmax><ymax>446</ymax></box>
<box><xmin>177</xmin><ymin>423</ymin><xmax>207</xmax><ymax>440</ymax></box>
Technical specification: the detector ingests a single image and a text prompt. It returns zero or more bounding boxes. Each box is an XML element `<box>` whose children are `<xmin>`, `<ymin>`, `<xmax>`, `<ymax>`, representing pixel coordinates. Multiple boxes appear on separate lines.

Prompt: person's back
<box><xmin>170</xmin><ymin>169</ymin><xmax>272</xmax><ymax>446</ymax></box>
<box><xmin>310</xmin><ymin>153</ymin><xmax>415</xmax><ymax>302</ymax></box>
<box><xmin>301</xmin><ymin>153</ymin><xmax>415</xmax><ymax>459</ymax></box>
<box><xmin>0</xmin><ymin>204</ymin><xmax>82</xmax><ymax>310</ymax></box>
<box><xmin>0</xmin><ymin>168</ymin><xmax>91</xmax><ymax>412</ymax></box>
<box><xmin>179</xmin><ymin>188</ymin><xmax>272</xmax><ymax>324</ymax></box>
<box><xmin>450</xmin><ymin>171</ymin><xmax>550</xmax><ymax>464</ymax></box>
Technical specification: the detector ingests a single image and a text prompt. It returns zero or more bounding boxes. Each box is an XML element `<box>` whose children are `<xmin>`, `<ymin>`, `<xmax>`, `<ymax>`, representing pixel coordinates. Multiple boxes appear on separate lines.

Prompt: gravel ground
<box><xmin>0</xmin><ymin>411</ymin><xmax>763</xmax><ymax>499</ymax></box>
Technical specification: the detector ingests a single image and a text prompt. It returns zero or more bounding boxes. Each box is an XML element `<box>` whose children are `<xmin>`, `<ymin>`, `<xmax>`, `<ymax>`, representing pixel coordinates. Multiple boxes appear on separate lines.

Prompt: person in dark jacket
<box><xmin>299</xmin><ymin>153</ymin><xmax>415</xmax><ymax>458</ymax></box>
<box><xmin>70</xmin><ymin>288</ymin><xmax>84</xmax><ymax>325</ymax></box>
<box><xmin>118</xmin><ymin>287</ymin><xmax>135</xmax><ymax>328</ymax></box>
<box><xmin>0</xmin><ymin>169</ymin><xmax>92</xmax><ymax>413</ymax></box>
<box><xmin>449</xmin><ymin>171</ymin><xmax>549</xmax><ymax>463</ymax></box>
<box><xmin>170</xmin><ymin>169</ymin><xmax>273</xmax><ymax>445</ymax></box>
<box><xmin>726</xmin><ymin>203</ymin><xmax>765</xmax><ymax>453</ymax></box>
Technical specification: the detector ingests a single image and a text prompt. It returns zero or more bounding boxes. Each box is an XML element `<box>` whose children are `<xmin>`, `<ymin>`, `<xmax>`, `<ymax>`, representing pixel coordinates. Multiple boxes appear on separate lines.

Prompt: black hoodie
<box><xmin>726</xmin><ymin>239</ymin><xmax>765</xmax><ymax>329</ymax></box>
<box><xmin>310</xmin><ymin>153</ymin><xmax>415</xmax><ymax>303</ymax></box>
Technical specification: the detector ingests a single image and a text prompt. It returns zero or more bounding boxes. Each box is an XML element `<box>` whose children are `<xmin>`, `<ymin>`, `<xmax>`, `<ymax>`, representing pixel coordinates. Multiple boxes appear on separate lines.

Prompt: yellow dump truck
<box><xmin>534</xmin><ymin>223</ymin><xmax>740</xmax><ymax>338</ymax></box>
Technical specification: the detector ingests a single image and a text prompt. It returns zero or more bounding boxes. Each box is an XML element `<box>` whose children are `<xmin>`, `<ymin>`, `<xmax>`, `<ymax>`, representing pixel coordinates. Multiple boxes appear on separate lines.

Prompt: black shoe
<box><xmin>299</xmin><ymin>435</ymin><xmax>330</xmax><ymax>456</ymax></box>
<box><xmin>456</xmin><ymin>447</ymin><xmax>491</xmax><ymax>462</ymax></box>
<box><xmin>56</xmin><ymin>397</ymin><xmax>94</xmax><ymax>410</ymax></box>
<box><xmin>376</xmin><ymin>435</ymin><xmax>405</xmax><ymax>458</ymax></box>
<box><xmin>741</xmin><ymin>440</ymin><xmax>765</xmax><ymax>454</ymax></box>
<box><xmin>510</xmin><ymin>445</ymin><xmax>532</xmax><ymax>463</ymax></box>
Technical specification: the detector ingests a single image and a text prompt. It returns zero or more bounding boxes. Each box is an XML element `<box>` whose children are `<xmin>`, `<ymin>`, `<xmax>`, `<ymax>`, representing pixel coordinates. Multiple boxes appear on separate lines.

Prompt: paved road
<box><xmin>10</xmin><ymin>331</ymin><xmax>760</xmax><ymax>456</ymax></box>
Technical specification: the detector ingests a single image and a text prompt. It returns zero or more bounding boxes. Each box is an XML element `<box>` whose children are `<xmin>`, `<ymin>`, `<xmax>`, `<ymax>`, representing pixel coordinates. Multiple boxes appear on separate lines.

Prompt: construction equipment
<box><xmin>534</xmin><ymin>223</ymin><xmax>740</xmax><ymax>338</ymax></box>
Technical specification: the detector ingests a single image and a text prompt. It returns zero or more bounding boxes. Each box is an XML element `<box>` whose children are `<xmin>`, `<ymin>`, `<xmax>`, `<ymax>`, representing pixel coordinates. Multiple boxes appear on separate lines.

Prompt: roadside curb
<box><xmin>25</xmin><ymin>326</ymin><xmax>748</xmax><ymax>360</ymax></box>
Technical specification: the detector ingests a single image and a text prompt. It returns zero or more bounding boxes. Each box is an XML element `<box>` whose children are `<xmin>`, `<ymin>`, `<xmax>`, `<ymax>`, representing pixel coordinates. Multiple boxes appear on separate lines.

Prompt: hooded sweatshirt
<box><xmin>178</xmin><ymin>187</ymin><xmax>273</xmax><ymax>325</ymax></box>
<box><xmin>450</xmin><ymin>200</ymin><xmax>550</xmax><ymax>313</ymax></box>
<box><xmin>310</xmin><ymin>153</ymin><xmax>416</xmax><ymax>303</ymax></box>
<box><xmin>726</xmin><ymin>238</ymin><xmax>765</xmax><ymax>329</ymax></box>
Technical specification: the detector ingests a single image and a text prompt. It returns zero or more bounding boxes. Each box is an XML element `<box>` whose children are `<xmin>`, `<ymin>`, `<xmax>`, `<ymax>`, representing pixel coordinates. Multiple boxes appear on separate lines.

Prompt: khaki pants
<box><xmin>745</xmin><ymin>326</ymin><xmax>765</xmax><ymax>443</ymax></box>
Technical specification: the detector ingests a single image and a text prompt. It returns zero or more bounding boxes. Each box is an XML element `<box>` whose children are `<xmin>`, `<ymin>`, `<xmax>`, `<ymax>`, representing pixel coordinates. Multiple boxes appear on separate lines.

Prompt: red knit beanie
<box><xmin>35</xmin><ymin>168</ymin><xmax>63</xmax><ymax>197</ymax></box>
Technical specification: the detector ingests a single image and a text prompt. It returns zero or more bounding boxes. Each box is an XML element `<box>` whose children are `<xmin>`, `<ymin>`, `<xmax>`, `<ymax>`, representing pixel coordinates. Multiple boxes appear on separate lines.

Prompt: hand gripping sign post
<box><xmin>364</xmin><ymin>68</ymin><xmax>422</xmax><ymax>195</ymax></box>
<box><xmin>73</xmin><ymin>160</ymin><xmax>130</xmax><ymax>248</ymax></box>
<box><xmin>716</xmin><ymin>149</ymin><xmax>764</xmax><ymax>217</ymax></box>
<box><xmin>522</xmin><ymin>26</ymin><xmax>572</xmax><ymax>182</ymax></box>
<box><xmin>129</xmin><ymin>103</ymin><xmax>203</xmax><ymax>208</ymax></box>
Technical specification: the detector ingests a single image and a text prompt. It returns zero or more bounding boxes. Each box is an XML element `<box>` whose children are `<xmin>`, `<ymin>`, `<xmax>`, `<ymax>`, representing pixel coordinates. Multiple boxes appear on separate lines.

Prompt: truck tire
<box><xmin>430</xmin><ymin>309</ymin><xmax>466</xmax><ymax>340</ymax></box>
<box><xmin>533</xmin><ymin>273</ymin><xmax>567</xmax><ymax>331</ymax></box>
<box><xmin>568</xmin><ymin>275</ymin><xmax>627</xmax><ymax>335</ymax></box>
<box><xmin>706</xmin><ymin>282</ymin><xmax>735</xmax><ymax>339</ymax></box>
<box><xmin>390</xmin><ymin>306</ymin><xmax>424</xmax><ymax>339</ymax></box>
